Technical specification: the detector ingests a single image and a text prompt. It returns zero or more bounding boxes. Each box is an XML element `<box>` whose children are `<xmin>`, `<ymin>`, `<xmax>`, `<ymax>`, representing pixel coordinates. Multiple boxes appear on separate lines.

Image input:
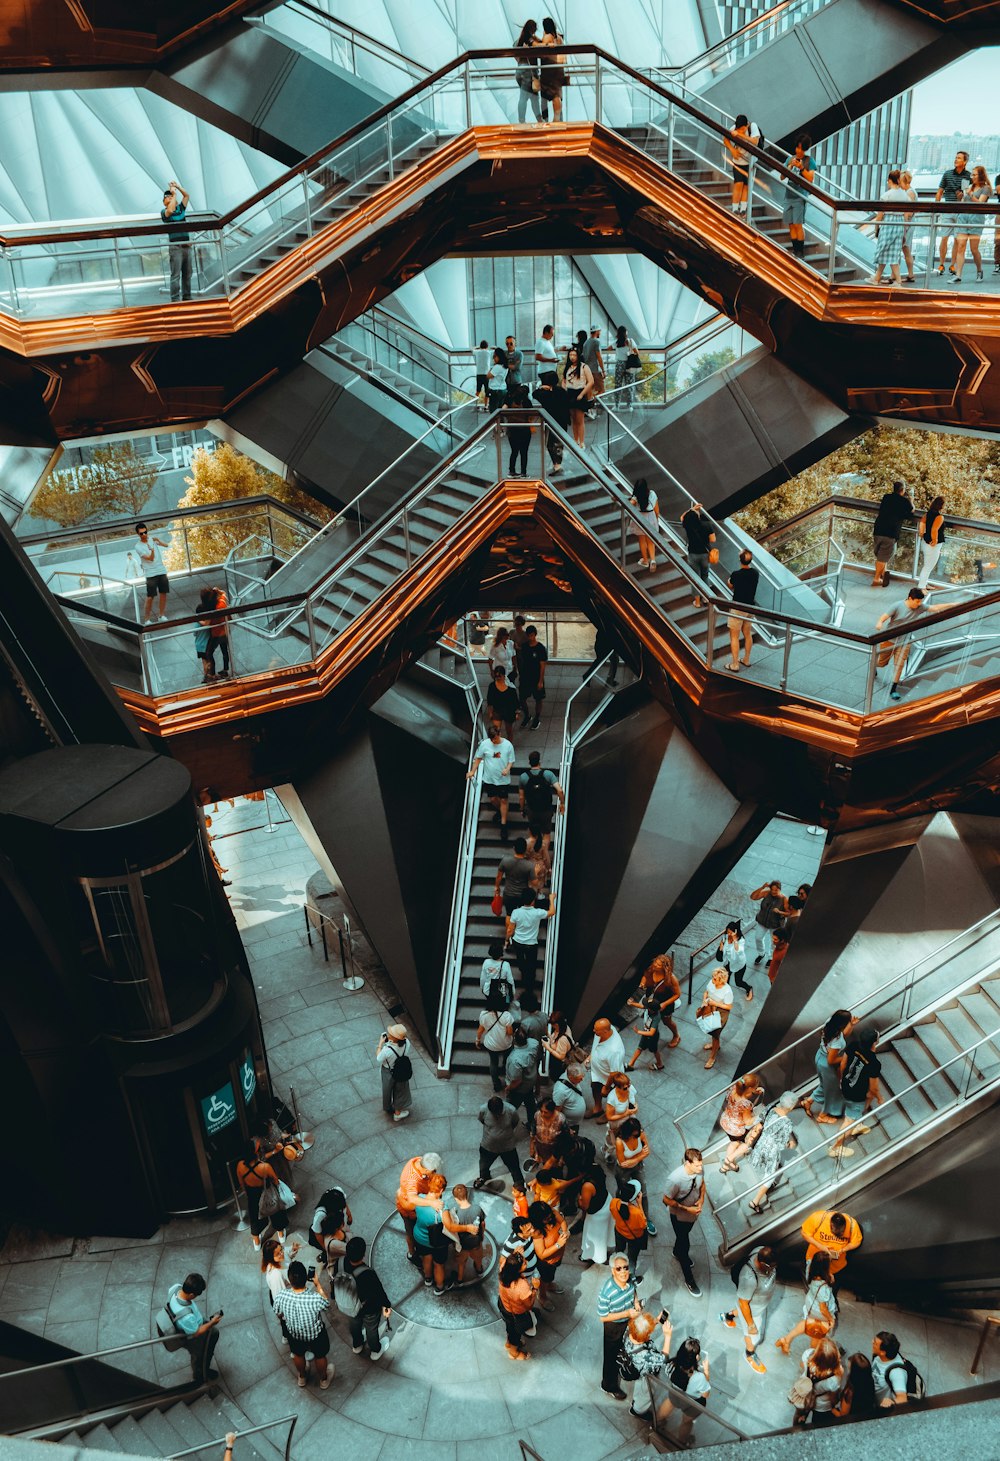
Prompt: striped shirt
<box><xmin>596</xmin><ymin>1274</ymin><xmax>637</xmax><ymax>1320</ymax></box>
<box><xmin>271</xmin><ymin>1286</ymin><xmax>328</xmax><ymax>1340</ymax></box>
<box><xmin>501</xmin><ymin>1232</ymin><xmax>538</xmax><ymax>1279</ymax></box>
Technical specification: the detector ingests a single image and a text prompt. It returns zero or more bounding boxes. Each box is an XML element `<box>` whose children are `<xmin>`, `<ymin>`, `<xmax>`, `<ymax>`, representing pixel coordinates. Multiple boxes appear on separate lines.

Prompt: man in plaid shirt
<box><xmin>272</xmin><ymin>1261</ymin><xmax>332</xmax><ymax>1389</ymax></box>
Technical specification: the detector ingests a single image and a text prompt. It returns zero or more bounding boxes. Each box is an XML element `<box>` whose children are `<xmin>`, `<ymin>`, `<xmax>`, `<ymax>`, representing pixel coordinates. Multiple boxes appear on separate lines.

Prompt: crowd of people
<box><xmin>152</xmin><ymin>874</ymin><xmax>933</xmax><ymax>1445</ymax></box>
<box><xmin>473</xmin><ymin>321</ymin><xmax>641</xmax><ymax>461</ymax></box>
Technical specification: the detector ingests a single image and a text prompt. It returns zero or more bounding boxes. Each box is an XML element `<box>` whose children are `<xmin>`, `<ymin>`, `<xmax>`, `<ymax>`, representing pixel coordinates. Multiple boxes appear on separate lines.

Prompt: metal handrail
<box><xmin>436</xmin><ymin>642</ymin><xmax>486</xmax><ymax>1073</ymax></box>
<box><xmin>686</xmin><ymin>925</ymin><xmax>738</xmax><ymax>1005</ymax></box>
<box><xmin>538</xmin><ymin>655</ymin><xmax>628</xmax><ymax>1051</ymax></box>
<box><xmin>673</xmin><ymin>907</ymin><xmax>1000</xmax><ymax>1131</ymax></box>
<box><xmin>0</xmin><ymin>1333</ymin><xmax>193</xmax><ymax>1382</ymax></box>
<box><xmin>712</xmin><ymin>994</ymin><xmax>1000</xmax><ymax>1234</ymax></box>
<box><xmin>166</xmin><ymin>1413</ymin><xmax>298</xmax><ymax>1461</ymax></box>
<box><xmin>7</xmin><ymin>44</ymin><xmax>998</xmax><ymax>255</ymax></box>
<box><xmin>17</xmin><ymin>494</ymin><xmax>320</xmax><ymax>551</ymax></box>
<box><xmin>269</xmin><ymin>2</ymin><xmax>429</xmax><ymax>75</ymax></box>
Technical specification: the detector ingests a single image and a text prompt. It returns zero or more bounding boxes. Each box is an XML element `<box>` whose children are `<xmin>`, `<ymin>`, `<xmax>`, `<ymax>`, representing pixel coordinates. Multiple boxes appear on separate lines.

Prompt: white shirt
<box><xmin>480</xmin><ymin>958</ymin><xmax>514</xmax><ymax>998</ymax></box>
<box><xmin>488</xmin><ymin>363</ymin><xmax>507</xmax><ymax>391</ymax></box>
<box><xmin>490</xmin><ymin>640</ymin><xmax>513</xmax><ymax>672</ymax></box>
<box><xmin>478</xmin><ymin>1009</ymin><xmax>514</xmax><ymax>1051</ymax></box>
<box><xmin>136</xmin><ymin>536</ymin><xmax>166</xmax><ymax>573</ymax></box>
<box><xmin>590</xmin><ymin>1029</ymin><xmax>627</xmax><ymax>1083</ymax></box>
<box><xmin>476</xmin><ymin>735</ymin><xmax>514</xmax><ymax>786</ymax></box>
<box><xmin>265</xmin><ymin>1266</ymin><xmax>290</xmax><ymax>1301</ymax></box>
<box><xmin>509</xmin><ymin>905</ymin><xmax>547</xmax><ymax>946</ymax></box>
<box><xmin>535</xmin><ymin>335</ymin><xmax>558</xmax><ymax>363</ymax></box>
<box><xmin>474</xmin><ymin>348</ymin><xmax>490</xmax><ymax>373</ymax></box>
<box><xmin>706</xmin><ymin>981</ymin><xmax>734</xmax><ymax>1009</ymax></box>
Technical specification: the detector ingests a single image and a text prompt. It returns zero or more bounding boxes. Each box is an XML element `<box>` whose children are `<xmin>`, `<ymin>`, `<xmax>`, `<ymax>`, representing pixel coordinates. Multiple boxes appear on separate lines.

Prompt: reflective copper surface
<box><xmin>8</xmin><ymin>123</ymin><xmax>1000</xmax><ymax>442</ymax></box>
<box><xmin>0</xmin><ymin>1</ymin><xmax>259</xmax><ymax>69</ymax></box>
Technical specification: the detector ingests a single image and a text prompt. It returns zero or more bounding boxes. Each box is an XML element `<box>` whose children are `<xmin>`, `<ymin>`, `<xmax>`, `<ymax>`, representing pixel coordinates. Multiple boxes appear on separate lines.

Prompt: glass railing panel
<box><xmin>9</xmin><ymin>239</ymin><xmax>129</xmax><ymax>318</ymax></box>
<box><xmin>260</xmin><ymin>3</ymin><xmax>425</xmax><ymax>96</ymax></box>
<box><xmin>642</xmin><ymin>1371</ymin><xmax>750</xmax><ymax>1449</ymax></box>
<box><xmin>676</xmin><ymin>0</ymin><xmax>829</xmax><ymax>91</ymax></box>
<box><xmin>905</xmin><ymin>597</ymin><xmax>1000</xmax><ymax>700</ymax></box>
<box><xmin>742</xmin><ymin>619</ymin><xmax>871</xmax><ymax>712</ymax></box>
<box><xmin>308</xmin><ymin>581</ymin><xmax>366</xmax><ymax>657</ymax></box>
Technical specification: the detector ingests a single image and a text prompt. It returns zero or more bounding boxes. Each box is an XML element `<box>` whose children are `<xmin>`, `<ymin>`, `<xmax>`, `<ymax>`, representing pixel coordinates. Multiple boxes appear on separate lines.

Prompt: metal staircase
<box><xmin>673</xmin><ymin>910</ymin><xmax>1000</xmax><ymax>1264</ymax></box>
<box><xmin>57</xmin><ymin>1395</ymin><xmax>291</xmax><ymax>1459</ymax></box>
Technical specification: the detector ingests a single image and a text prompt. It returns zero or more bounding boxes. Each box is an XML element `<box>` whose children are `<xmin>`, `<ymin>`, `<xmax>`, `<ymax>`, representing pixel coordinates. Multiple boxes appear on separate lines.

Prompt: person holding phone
<box><xmin>162</xmin><ymin>1272</ymin><xmax>222</xmax><ymax>1381</ymax></box>
<box><xmin>620</xmin><ymin>1308</ymin><xmax>674</xmax><ymax>1417</ymax></box>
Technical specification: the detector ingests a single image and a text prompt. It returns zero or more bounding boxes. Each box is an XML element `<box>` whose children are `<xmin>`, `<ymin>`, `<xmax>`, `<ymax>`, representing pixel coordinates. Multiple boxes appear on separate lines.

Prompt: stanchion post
<box><xmin>340</xmin><ymin>914</ymin><xmax>365</xmax><ymax>992</ymax></box>
<box><xmin>227</xmin><ymin>1161</ymin><xmax>249</xmax><ymax>1232</ymax></box>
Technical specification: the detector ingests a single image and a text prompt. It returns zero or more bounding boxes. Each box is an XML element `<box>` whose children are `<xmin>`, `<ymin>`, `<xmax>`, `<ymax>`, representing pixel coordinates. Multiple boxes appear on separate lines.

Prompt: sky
<box><xmin>909</xmin><ymin>50</ymin><xmax>1000</xmax><ymax>136</ymax></box>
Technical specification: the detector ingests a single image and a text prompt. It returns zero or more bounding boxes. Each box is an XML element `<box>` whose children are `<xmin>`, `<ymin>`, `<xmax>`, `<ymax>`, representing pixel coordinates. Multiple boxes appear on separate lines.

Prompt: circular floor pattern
<box><xmin>370</xmin><ymin>1190</ymin><xmax>508</xmax><ymax>1330</ymax></box>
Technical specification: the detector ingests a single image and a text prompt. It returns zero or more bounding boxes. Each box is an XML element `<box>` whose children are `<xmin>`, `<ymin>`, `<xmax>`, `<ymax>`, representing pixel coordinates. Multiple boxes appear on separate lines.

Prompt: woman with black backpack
<box><xmin>377</xmin><ymin>1023</ymin><xmax>413</xmax><ymax>1123</ymax></box>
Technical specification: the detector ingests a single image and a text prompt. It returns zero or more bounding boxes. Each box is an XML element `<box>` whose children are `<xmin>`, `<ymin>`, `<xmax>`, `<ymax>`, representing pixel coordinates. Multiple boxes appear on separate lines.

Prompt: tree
<box><xmin>734</xmin><ymin>424</ymin><xmax>1000</xmax><ymax>540</ymax></box>
<box><xmin>684</xmin><ymin>347</ymin><xmax>737</xmax><ymax>390</ymax></box>
<box><xmin>163</xmin><ymin>443</ymin><xmax>331</xmax><ymax>571</ymax></box>
<box><xmin>29</xmin><ymin>441</ymin><xmax>158</xmax><ymax>528</ymax></box>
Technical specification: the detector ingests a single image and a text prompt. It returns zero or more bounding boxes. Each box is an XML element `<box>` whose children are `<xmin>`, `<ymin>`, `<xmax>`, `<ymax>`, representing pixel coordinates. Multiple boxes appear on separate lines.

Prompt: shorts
<box><xmin>727</xmin><ymin>613</ymin><xmax>752</xmax><ymax>633</ymax></box>
<box><xmin>458</xmin><ymin>1231</ymin><xmax>483</xmax><ymax>1251</ymax></box>
<box><xmin>287</xmin><ymin>1326</ymin><xmax>330</xmax><ymax>1358</ymax></box>
<box><xmin>732</xmin><ymin>165</ymin><xmax>749</xmax><ymax>183</ymax></box>
<box><xmin>843</xmin><ymin>1099</ymin><xmax>869</xmax><ymax>1121</ymax></box>
<box><xmin>873</xmin><ymin>535</ymin><xmax>898</xmax><ymax>563</ymax></box>
<box><xmin>783</xmin><ymin>196</ymin><xmax>806</xmax><ymax>228</ymax></box>
<box><xmin>637</xmin><ymin>1028</ymin><xmax>660</xmax><ymax>1051</ymax></box>
<box><xmin>145</xmin><ymin>573</ymin><xmax>169</xmax><ymax>596</ymax></box>
<box><xmin>536</xmin><ymin>1256</ymin><xmax>562</xmax><ymax>1283</ymax></box>
<box><xmin>414</xmin><ymin>1236</ymin><xmax>449</xmax><ymax>1264</ymax></box>
<box><xmin>483</xmin><ymin>782</ymin><xmax>510</xmax><ymax>800</ymax></box>
<box><xmin>476</xmin><ymin>374</ymin><xmax>489</xmax><ymax>394</ymax></box>
<box><xmin>526</xmin><ymin>811</ymin><xmax>553</xmax><ymax>837</ymax></box>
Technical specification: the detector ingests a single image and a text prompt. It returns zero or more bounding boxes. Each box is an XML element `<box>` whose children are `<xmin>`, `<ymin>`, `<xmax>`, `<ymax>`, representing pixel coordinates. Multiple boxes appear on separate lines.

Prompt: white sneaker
<box><xmin>393</xmin><ymin>1110</ymin><xmax>410</xmax><ymax>1121</ymax></box>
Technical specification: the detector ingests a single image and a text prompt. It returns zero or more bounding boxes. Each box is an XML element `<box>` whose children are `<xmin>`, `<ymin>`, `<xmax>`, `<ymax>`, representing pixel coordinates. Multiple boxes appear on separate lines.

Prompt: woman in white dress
<box><xmin>578</xmin><ymin>1162</ymin><xmax>614</xmax><ymax>1265</ymax></box>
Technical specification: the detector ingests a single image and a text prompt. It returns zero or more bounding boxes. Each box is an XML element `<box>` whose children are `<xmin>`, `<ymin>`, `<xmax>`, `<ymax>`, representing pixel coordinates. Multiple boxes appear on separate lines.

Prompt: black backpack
<box><xmin>487</xmin><ymin>974</ymin><xmax>512</xmax><ymax>1008</ymax></box>
<box><xmin>522</xmin><ymin>770</ymin><xmax>553</xmax><ymax>810</ymax></box>
<box><xmin>390</xmin><ymin>1049</ymin><xmax>412</xmax><ymax>1083</ymax></box>
<box><xmin>891</xmin><ymin>1356</ymin><xmax>926</xmax><ymax>1402</ymax></box>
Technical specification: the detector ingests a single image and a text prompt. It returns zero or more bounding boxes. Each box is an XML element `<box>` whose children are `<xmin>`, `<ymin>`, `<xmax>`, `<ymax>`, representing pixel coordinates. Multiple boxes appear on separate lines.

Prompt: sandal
<box><xmin>704</xmin><ymin>1053</ymin><xmax>717</xmax><ymax>1069</ymax></box>
<box><xmin>725</xmin><ymin>663</ymin><xmax>740</xmax><ymax>672</ymax></box>
<box><xmin>749</xmin><ymin>1200</ymin><xmax>768</xmax><ymax>1215</ymax></box>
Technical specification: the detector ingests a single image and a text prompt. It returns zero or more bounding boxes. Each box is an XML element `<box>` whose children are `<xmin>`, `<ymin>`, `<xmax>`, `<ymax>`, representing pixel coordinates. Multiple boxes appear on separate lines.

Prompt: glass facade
<box><xmin>469</xmin><ymin>255</ymin><xmax>609</xmax><ymax>355</ymax></box>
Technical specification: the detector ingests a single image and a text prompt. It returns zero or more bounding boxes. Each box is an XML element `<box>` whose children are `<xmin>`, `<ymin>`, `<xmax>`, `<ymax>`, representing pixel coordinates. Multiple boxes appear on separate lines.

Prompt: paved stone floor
<box><xmin>2</xmin><ymin>796</ymin><xmax>998</xmax><ymax>1459</ymax></box>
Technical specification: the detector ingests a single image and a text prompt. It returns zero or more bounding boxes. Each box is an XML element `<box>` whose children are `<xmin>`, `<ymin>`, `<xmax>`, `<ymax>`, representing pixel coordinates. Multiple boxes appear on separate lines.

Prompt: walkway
<box><xmin>1</xmin><ymin>797</ymin><xmax>996</xmax><ymax>1458</ymax></box>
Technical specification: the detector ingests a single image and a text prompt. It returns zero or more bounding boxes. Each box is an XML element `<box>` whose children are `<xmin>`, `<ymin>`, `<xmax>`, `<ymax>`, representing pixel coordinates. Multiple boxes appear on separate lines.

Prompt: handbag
<box><xmin>708</xmin><ymin>547</ymin><xmax>720</xmax><ymax>564</ymax></box>
<box><xmin>491</xmin><ymin>891</ymin><xmax>504</xmax><ymax>918</ymax></box>
<box><xmin>696</xmin><ymin>1004</ymin><xmax>722</xmax><ymax>1034</ymax></box>
<box><xmin>624</xmin><ymin>351</ymin><xmax>641</xmax><ymax>371</ymax></box>
<box><xmin>805</xmin><ymin>1317</ymin><xmax>831</xmax><ymax>1339</ymax></box>
<box><xmin>259</xmin><ymin>1178</ymin><xmax>294</xmax><ymax>1218</ymax></box>
<box><xmin>788</xmin><ymin>1375</ymin><xmax>815</xmax><ymax>1411</ymax></box>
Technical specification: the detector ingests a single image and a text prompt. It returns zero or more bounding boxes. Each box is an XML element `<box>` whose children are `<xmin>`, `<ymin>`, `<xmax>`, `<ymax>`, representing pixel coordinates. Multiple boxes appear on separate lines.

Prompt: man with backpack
<box><xmin>336</xmin><ymin>1236</ymin><xmax>391</xmax><ymax>1360</ymax></box>
<box><xmin>830</xmin><ymin>1022</ymin><xmax>883</xmax><ymax>1158</ymax></box>
<box><xmin>505</xmin><ymin>1023</ymin><xmax>541</xmax><ymax>1124</ymax></box>
<box><xmin>872</xmin><ymin>1330</ymin><xmax>925</xmax><ymax>1406</ymax></box>
<box><xmin>519</xmin><ymin>751</ymin><xmax>565</xmax><ymax>860</ymax></box>
<box><xmin>720</xmin><ymin>1245</ymin><xmax>777</xmax><ymax>1374</ymax></box>
<box><xmin>156</xmin><ymin>1272</ymin><xmax>221</xmax><ymax>1381</ymax></box>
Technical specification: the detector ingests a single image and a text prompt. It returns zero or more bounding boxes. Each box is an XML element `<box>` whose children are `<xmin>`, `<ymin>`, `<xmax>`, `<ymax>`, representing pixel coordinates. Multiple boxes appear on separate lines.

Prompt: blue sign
<box><xmin>240</xmin><ymin>1053</ymin><xmax>257</xmax><ymax>1104</ymax></box>
<box><xmin>201</xmin><ymin>1081</ymin><xmax>237</xmax><ymax>1137</ymax></box>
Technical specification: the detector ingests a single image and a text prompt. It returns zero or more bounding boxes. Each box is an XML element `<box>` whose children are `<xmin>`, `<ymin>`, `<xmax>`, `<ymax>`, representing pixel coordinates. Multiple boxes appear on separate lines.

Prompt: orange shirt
<box><xmin>801</xmin><ymin>1209</ymin><xmax>863</xmax><ymax>1258</ymax></box>
<box><xmin>210</xmin><ymin>589</ymin><xmax>228</xmax><ymax>637</ymax></box>
<box><xmin>396</xmin><ymin>1157</ymin><xmax>430</xmax><ymax>1216</ymax></box>
<box><xmin>499</xmin><ymin>1276</ymin><xmax>536</xmax><ymax>1314</ymax></box>
<box><xmin>610</xmin><ymin>1198</ymin><xmax>648</xmax><ymax>1241</ymax></box>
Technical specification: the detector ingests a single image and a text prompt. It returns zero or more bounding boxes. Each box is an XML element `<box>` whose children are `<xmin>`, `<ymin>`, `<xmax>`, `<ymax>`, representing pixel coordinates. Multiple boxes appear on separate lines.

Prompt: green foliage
<box><xmin>684</xmin><ymin>347</ymin><xmax>738</xmax><ymax>390</ymax></box>
<box><xmin>29</xmin><ymin>442</ymin><xmax>158</xmax><ymax>528</ymax></box>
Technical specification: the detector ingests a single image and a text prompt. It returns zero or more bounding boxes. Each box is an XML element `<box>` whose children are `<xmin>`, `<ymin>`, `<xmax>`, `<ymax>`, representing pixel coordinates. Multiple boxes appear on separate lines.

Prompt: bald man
<box><xmin>588</xmin><ymin>1018</ymin><xmax>627</xmax><ymax>1120</ymax></box>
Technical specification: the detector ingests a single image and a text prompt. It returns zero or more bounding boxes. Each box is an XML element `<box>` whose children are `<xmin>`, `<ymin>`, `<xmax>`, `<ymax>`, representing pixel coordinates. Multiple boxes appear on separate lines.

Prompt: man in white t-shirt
<box><xmin>468</xmin><ymin>723</ymin><xmax>515</xmax><ymax>842</ymax></box>
<box><xmin>476</xmin><ymin>1004</ymin><xmax>515</xmax><ymax>1092</ymax></box>
<box><xmin>588</xmin><ymin>1018</ymin><xmax>627</xmax><ymax>1120</ymax></box>
<box><xmin>534</xmin><ymin>323</ymin><xmax>558</xmax><ymax>386</ymax></box>
<box><xmin>505</xmin><ymin>891</ymin><xmax>555</xmax><ymax>997</ymax></box>
<box><xmin>133</xmin><ymin>521</ymin><xmax>171</xmax><ymax>624</ymax></box>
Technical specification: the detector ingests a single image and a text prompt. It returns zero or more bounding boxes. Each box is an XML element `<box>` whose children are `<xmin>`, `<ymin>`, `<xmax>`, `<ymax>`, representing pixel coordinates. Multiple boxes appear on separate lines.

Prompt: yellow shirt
<box><xmin>802</xmin><ymin>1209</ymin><xmax>863</xmax><ymax>1257</ymax></box>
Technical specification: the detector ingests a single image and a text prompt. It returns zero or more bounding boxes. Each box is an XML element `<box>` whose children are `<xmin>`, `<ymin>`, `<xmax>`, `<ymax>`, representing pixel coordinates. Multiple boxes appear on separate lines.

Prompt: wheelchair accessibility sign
<box><xmin>201</xmin><ymin>1081</ymin><xmax>238</xmax><ymax>1136</ymax></box>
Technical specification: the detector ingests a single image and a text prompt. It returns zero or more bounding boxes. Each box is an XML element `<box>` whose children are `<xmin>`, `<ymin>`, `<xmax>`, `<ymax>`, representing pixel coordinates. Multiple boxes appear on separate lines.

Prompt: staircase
<box><xmin>450</xmin><ymin>761</ymin><xmax>549</xmax><ymax>1076</ymax></box>
<box><xmin>246</xmin><ymin>475</ymin><xmax>488</xmax><ymax>661</ymax></box>
<box><xmin>616</xmin><ymin>123</ymin><xmax>869</xmax><ymax>283</ymax></box>
<box><xmin>558</xmin><ymin>476</ymin><xmax>732</xmax><ymax>664</ymax></box>
<box><xmin>326</xmin><ymin>339</ymin><xmax>447</xmax><ymax>420</ymax></box>
<box><xmin>674</xmin><ymin>911</ymin><xmax>1000</xmax><ymax>1265</ymax></box>
<box><xmin>223</xmin><ymin>136</ymin><xmax>445</xmax><ymax>289</ymax></box>
<box><xmin>57</xmin><ymin>1393</ymin><xmax>287</xmax><ymax>1459</ymax></box>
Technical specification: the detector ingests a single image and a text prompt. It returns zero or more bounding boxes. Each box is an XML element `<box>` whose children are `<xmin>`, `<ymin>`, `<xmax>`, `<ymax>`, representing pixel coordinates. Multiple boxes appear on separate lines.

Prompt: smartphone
<box><xmin>658</xmin><ymin>1308</ymin><xmax>670</xmax><ymax>1324</ymax></box>
<box><xmin>214</xmin><ymin>1308</ymin><xmax>224</xmax><ymax>1318</ymax></box>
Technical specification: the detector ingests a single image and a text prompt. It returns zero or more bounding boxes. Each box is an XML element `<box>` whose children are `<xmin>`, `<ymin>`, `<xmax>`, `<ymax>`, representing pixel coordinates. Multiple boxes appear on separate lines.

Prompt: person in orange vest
<box><xmin>801</xmin><ymin>1208</ymin><xmax>863</xmax><ymax>1279</ymax></box>
<box><xmin>396</xmin><ymin>1152</ymin><xmax>442</xmax><ymax>1260</ymax></box>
